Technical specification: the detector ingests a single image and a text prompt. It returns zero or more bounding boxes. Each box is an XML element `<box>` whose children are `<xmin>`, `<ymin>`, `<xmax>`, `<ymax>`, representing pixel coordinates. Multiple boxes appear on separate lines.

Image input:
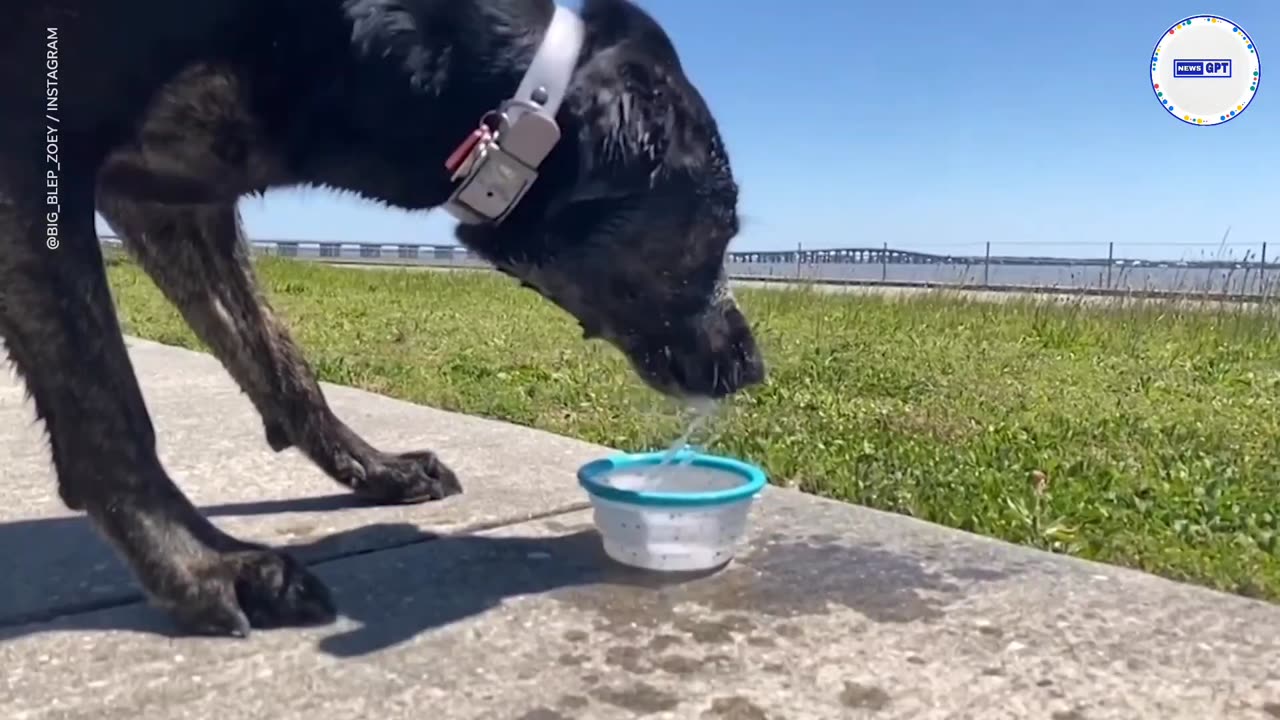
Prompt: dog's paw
<box><xmin>343</xmin><ymin>449</ymin><xmax>463</xmax><ymax>504</ymax></box>
<box><xmin>262</xmin><ymin>418</ymin><xmax>293</xmax><ymax>452</ymax></box>
<box><xmin>168</xmin><ymin>548</ymin><xmax>335</xmax><ymax>637</ymax></box>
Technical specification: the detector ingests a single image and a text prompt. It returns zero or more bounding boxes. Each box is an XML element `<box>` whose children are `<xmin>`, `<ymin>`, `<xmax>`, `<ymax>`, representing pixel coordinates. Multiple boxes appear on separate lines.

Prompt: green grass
<box><xmin>107</xmin><ymin>257</ymin><xmax>1280</xmax><ymax>601</ymax></box>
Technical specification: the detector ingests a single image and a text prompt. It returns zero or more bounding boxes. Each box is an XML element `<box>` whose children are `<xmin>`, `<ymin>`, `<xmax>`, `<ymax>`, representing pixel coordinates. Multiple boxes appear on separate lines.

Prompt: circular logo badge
<box><xmin>1151</xmin><ymin>15</ymin><xmax>1260</xmax><ymax>126</ymax></box>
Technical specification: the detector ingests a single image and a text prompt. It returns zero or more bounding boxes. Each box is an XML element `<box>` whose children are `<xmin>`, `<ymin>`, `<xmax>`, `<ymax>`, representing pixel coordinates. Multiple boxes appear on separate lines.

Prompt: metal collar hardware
<box><xmin>443</xmin><ymin>5</ymin><xmax>586</xmax><ymax>225</ymax></box>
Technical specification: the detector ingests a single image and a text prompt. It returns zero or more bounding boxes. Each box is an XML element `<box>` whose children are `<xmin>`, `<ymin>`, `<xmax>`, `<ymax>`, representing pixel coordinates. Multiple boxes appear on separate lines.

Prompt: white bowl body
<box><xmin>588</xmin><ymin>494</ymin><xmax>756</xmax><ymax>572</ymax></box>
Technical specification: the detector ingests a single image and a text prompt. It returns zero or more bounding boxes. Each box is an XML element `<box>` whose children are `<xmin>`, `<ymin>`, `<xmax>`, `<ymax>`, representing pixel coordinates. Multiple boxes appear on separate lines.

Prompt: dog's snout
<box><xmin>713</xmin><ymin>301</ymin><xmax>766</xmax><ymax>393</ymax></box>
<box><xmin>735</xmin><ymin>337</ymin><xmax>767</xmax><ymax>389</ymax></box>
<box><xmin>660</xmin><ymin>301</ymin><xmax>765</xmax><ymax>399</ymax></box>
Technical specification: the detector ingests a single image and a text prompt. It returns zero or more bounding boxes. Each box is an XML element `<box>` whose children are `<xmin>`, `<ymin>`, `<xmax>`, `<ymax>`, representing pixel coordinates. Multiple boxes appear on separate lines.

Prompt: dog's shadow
<box><xmin>0</xmin><ymin>495</ymin><xmax>718</xmax><ymax>657</ymax></box>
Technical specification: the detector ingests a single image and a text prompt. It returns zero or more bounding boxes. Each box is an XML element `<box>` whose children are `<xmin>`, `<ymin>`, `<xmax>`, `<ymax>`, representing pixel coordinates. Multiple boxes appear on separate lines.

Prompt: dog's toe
<box><xmin>171</xmin><ymin>548</ymin><xmax>335</xmax><ymax>637</ymax></box>
<box><xmin>232</xmin><ymin>549</ymin><xmax>336</xmax><ymax>629</ymax></box>
<box><xmin>349</xmin><ymin>450</ymin><xmax>463</xmax><ymax>504</ymax></box>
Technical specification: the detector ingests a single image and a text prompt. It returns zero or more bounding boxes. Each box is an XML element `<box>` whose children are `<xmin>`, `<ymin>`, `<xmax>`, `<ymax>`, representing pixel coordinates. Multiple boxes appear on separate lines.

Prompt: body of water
<box><xmin>100</xmin><ymin>238</ymin><xmax>1278</xmax><ymax>299</ymax></box>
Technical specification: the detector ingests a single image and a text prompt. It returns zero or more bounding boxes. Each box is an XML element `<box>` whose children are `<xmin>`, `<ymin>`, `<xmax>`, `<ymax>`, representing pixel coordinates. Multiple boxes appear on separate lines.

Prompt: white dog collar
<box><xmin>443</xmin><ymin>5</ymin><xmax>586</xmax><ymax>225</ymax></box>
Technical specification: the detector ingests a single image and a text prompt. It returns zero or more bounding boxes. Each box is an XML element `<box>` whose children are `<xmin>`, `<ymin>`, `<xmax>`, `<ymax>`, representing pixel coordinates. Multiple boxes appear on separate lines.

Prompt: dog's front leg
<box><xmin>97</xmin><ymin>196</ymin><xmax>462</xmax><ymax>504</ymax></box>
<box><xmin>0</xmin><ymin>184</ymin><xmax>334</xmax><ymax>636</ymax></box>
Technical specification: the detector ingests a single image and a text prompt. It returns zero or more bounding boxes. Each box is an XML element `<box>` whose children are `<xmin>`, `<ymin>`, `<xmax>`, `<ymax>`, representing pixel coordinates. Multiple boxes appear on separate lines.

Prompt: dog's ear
<box><xmin>344</xmin><ymin>0</ymin><xmax>445</xmax><ymax>91</ymax></box>
<box><xmin>579</xmin><ymin>0</ymin><xmax>681</xmax><ymax>67</ymax></box>
<box><xmin>579</xmin><ymin>0</ymin><xmax>637</xmax><ymax>38</ymax></box>
<box><xmin>554</xmin><ymin>44</ymin><xmax>682</xmax><ymax>214</ymax></box>
<box><xmin>553</xmin><ymin>0</ymin><xmax>718</xmax><ymax>213</ymax></box>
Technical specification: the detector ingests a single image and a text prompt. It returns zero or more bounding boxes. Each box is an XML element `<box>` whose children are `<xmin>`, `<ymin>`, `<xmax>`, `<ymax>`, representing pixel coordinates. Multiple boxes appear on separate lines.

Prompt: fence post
<box><xmin>1106</xmin><ymin>241</ymin><xmax>1114</xmax><ymax>289</ymax></box>
<box><xmin>795</xmin><ymin>242</ymin><xmax>802</xmax><ymax>280</ymax></box>
<box><xmin>881</xmin><ymin>242</ymin><xmax>888</xmax><ymax>282</ymax></box>
<box><xmin>983</xmin><ymin>241</ymin><xmax>991</xmax><ymax>287</ymax></box>
<box><xmin>1261</xmin><ymin>241</ymin><xmax>1268</xmax><ymax>296</ymax></box>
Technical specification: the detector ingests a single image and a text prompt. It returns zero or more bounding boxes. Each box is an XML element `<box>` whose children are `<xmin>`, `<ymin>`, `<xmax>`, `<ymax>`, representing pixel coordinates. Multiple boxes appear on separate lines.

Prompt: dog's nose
<box><xmin>735</xmin><ymin>337</ymin><xmax>766</xmax><ymax>389</ymax></box>
<box><xmin>717</xmin><ymin>302</ymin><xmax>766</xmax><ymax>394</ymax></box>
<box><xmin>673</xmin><ymin>301</ymin><xmax>765</xmax><ymax>398</ymax></box>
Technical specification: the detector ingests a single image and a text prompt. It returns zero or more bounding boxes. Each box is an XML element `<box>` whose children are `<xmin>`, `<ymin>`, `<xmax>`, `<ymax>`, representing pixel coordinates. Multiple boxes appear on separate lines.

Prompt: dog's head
<box><xmin>455</xmin><ymin>0</ymin><xmax>765</xmax><ymax>400</ymax></box>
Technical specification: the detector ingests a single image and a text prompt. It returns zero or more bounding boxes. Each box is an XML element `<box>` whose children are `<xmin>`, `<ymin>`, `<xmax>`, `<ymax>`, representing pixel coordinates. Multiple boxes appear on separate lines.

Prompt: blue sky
<box><xmin>96</xmin><ymin>1</ymin><xmax>1278</xmax><ymax>261</ymax></box>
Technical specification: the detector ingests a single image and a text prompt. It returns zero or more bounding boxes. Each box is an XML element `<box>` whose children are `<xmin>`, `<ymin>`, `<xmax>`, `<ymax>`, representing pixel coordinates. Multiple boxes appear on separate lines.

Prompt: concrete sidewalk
<box><xmin>2</xmin><ymin>339</ymin><xmax>1278</xmax><ymax>720</ymax></box>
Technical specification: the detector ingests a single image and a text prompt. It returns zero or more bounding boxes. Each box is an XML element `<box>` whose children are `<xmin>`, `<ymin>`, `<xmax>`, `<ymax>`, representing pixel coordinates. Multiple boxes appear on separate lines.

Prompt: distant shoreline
<box><xmin>99</xmin><ymin>237</ymin><xmax>1278</xmax><ymax>305</ymax></box>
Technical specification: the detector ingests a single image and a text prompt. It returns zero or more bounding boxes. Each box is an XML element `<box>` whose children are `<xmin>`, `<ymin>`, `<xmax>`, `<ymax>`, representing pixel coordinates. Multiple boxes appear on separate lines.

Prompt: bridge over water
<box><xmin>98</xmin><ymin>237</ymin><xmax>1277</xmax><ymax>298</ymax></box>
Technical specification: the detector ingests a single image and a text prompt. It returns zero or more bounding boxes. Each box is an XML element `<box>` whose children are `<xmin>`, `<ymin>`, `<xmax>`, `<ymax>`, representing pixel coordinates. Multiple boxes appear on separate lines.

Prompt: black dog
<box><xmin>0</xmin><ymin>0</ymin><xmax>764</xmax><ymax>636</ymax></box>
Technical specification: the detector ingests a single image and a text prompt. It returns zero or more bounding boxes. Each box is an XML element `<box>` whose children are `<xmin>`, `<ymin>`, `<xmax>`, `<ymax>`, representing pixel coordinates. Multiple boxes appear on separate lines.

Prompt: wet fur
<box><xmin>0</xmin><ymin>0</ymin><xmax>761</xmax><ymax>635</ymax></box>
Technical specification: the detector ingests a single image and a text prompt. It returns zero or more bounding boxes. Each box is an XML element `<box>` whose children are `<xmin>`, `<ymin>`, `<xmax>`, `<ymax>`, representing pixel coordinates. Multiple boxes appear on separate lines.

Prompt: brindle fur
<box><xmin>0</xmin><ymin>0</ymin><xmax>764</xmax><ymax>636</ymax></box>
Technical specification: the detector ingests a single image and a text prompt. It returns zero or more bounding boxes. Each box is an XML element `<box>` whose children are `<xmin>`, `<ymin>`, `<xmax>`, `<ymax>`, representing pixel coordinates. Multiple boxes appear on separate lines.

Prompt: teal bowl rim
<box><xmin>576</xmin><ymin>450</ymin><xmax>768</xmax><ymax>508</ymax></box>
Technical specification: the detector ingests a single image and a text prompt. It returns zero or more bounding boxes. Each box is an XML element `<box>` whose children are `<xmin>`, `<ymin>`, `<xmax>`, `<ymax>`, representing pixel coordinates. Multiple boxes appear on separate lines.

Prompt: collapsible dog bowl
<box><xmin>576</xmin><ymin>449</ymin><xmax>768</xmax><ymax>572</ymax></box>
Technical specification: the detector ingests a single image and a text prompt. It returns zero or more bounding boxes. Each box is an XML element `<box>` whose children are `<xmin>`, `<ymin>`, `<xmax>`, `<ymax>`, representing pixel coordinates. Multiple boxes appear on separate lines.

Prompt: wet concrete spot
<box><xmin>563</xmin><ymin>629</ymin><xmax>589</xmax><ymax>643</ymax></box>
<box><xmin>949</xmin><ymin>566</ymin><xmax>1012</xmax><ymax>582</ymax></box>
<box><xmin>675</xmin><ymin>617</ymin><xmax>741</xmax><ymax>645</ymax></box>
<box><xmin>906</xmin><ymin>655</ymin><xmax>926</xmax><ymax>665</ymax></box>
<box><xmin>515</xmin><ymin>709</ymin><xmax>570</xmax><ymax>720</ymax></box>
<box><xmin>605</xmin><ymin>645</ymin><xmax>652</xmax><ymax>674</ymax></box>
<box><xmin>704</xmin><ymin>695</ymin><xmax>771</xmax><ymax>719</ymax></box>
<box><xmin>775</xmin><ymin>623</ymin><xmax>804</xmax><ymax>639</ymax></box>
<box><xmin>558</xmin><ymin>695</ymin><xmax>590</xmax><ymax>711</ymax></box>
<box><xmin>841</xmin><ymin>682</ymin><xmax>891</xmax><ymax>711</ymax></box>
<box><xmin>592</xmin><ymin>682</ymin><xmax>681</xmax><ymax>715</ymax></box>
<box><xmin>558</xmin><ymin>653</ymin><xmax>589</xmax><ymax>667</ymax></box>
<box><xmin>648</xmin><ymin>634</ymin><xmax>684</xmax><ymax>653</ymax></box>
<box><xmin>593</xmin><ymin>616</ymin><xmax>642</xmax><ymax>640</ymax></box>
<box><xmin>654</xmin><ymin>654</ymin><xmax>703</xmax><ymax>674</ymax></box>
<box><xmin>980</xmin><ymin>666</ymin><xmax>1003</xmax><ymax>676</ymax></box>
<box><xmin>1036</xmin><ymin>678</ymin><xmax>1054</xmax><ymax>688</ymax></box>
<box><xmin>1051</xmin><ymin>711</ymin><xmax>1087</xmax><ymax>720</ymax></box>
<box><xmin>1262</xmin><ymin>703</ymin><xmax>1280</xmax><ymax>719</ymax></box>
<box><xmin>977</xmin><ymin>624</ymin><xmax>1003</xmax><ymax>637</ymax></box>
<box><xmin>551</xmin><ymin>532</ymin><xmax>987</xmax><ymax>634</ymax></box>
